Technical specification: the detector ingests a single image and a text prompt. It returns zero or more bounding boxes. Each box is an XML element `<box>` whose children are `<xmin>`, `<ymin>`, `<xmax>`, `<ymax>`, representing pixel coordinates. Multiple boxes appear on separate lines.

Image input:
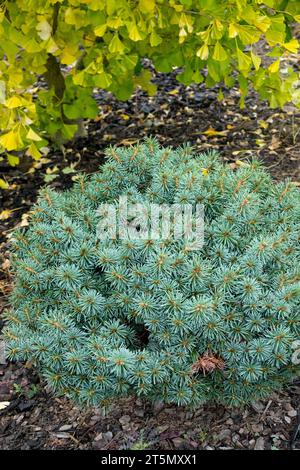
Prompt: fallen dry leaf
<box><xmin>0</xmin><ymin>208</ymin><xmax>21</xmax><ymax>221</ymax></box>
<box><xmin>191</xmin><ymin>352</ymin><xmax>225</xmax><ymax>376</ymax></box>
<box><xmin>0</xmin><ymin>402</ymin><xmax>10</xmax><ymax>411</ymax></box>
<box><xmin>119</xmin><ymin>139</ymin><xmax>139</xmax><ymax>146</ymax></box>
<box><xmin>269</xmin><ymin>135</ymin><xmax>281</xmax><ymax>151</ymax></box>
<box><xmin>168</xmin><ymin>89</ymin><xmax>179</xmax><ymax>95</ymax></box>
<box><xmin>1</xmin><ymin>258</ymin><xmax>10</xmax><ymax>271</ymax></box>
<box><xmin>203</xmin><ymin>127</ymin><xmax>228</xmax><ymax>137</ymax></box>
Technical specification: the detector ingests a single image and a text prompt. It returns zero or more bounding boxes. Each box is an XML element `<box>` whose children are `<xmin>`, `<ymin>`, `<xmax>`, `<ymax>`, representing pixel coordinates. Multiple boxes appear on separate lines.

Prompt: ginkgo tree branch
<box><xmin>0</xmin><ymin>0</ymin><xmax>299</xmax><ymax>165</ymax></box>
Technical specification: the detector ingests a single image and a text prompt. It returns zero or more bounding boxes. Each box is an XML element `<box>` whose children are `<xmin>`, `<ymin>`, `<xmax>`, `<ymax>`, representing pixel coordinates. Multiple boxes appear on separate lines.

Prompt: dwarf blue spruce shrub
<box><xmin>3</xmin><ymin>139</ymin><xmax>300</xmax><ymax>407</ymax></box>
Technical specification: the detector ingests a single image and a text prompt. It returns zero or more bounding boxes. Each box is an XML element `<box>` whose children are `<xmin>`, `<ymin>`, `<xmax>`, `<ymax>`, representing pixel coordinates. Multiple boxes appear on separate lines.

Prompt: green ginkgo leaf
<box><xmin>109</xmin><ymin>34</ymin><xmax>125</xmax><ymax>54</ymax></box>
<box><xmin>213</xmin><ymin>42</ymin><xmax>227</xmax><ymax>61</ymax></box>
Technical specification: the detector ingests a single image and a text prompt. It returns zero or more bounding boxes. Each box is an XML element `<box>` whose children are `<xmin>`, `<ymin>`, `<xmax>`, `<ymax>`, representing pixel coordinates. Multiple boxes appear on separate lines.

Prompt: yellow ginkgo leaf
<box><xmin>129</xmin><ymin>23</ymin><xmax>142</xmax><ymax>42</ymax></box>
<box><xmin>253</xmin><ymin>16</ymin><xmax>271</xmax><ymax>33</ymax></box>
<box><xmin>283</xmin><ymin>39</ymin><xmax>299</xmax><ymax>53</ymax></box>
<box><xmin>150</xmin><ymin>30</ymin><xmax>162</xmax><ymax>47</ymax></box>
<box><xmin>5</xmin><ymin>96</ymin><xmax>23</xmax><ymax>109</ymax></box>
<box><xmin>46</xmin><ymin>37</ymin><xmax>59</xmax><ymax>54</ymax></box>
<box><xmin>27</xmin><ymin>142</ymin><xmax>42</xmax><ymax>160</ymax></box>
<box><xmin>0</xmin><ymin>207</ymin><xmax>21</xmax><ymax>220</ymax></box>
<box><xmin>179</xmin><ymin>33</ymin><xmax>187</xmax><ymax>44</ymax></box>
<box><xmin>0</xmin><ymin>80</ymin><xmax>6</xmax><ymax>104</ymax></box>
<box><xmin>107</xmin><ymin>17</ymin><xmax>123</xmax><ymax>29</ymax></box>
<box><xmin>0</xmin><ymin>209</ymin><xmax>14</xmax><ymax>220</ymax></box>
<box><xmin>214</xmin><ymin>19</ymin><xmax>223</xmax><ymax>32</ymax></box>
<box><xmin>228</xmin><ymin>23</ymin><xmax>238</xmax><ymax>38</ymax></box>
<box><xmin>46</xmin><ymin>165</ymin><xmax>59</xmax><ymax>175</ymax></box>
<box><xmin>0</xmin><ymin>178</ymin><xmax>9</xmax><ymax>189</ymax></box>
<box><xmin>94</xmin><ymin>24</ymin><xmax>107</xmax><ymax>37</ymax></box>
<box><xmin>251</xmin><ymin>51</ymin><xmax>261</xmax><ymax>71</ymax></box>
<box><xmin>237</xmin><ymin>48</ymin><xmax>252</xmax><ymax>74</ymax></box>
<box><xmin>268</xmin><ymin>59</ymin><xmax>280</xmax><ymax>74</ymax></box>
<box><xmin>60</xmin><ymin>46</ymin><xmax>78</xmax><ymax>65</ymax></box>
<box><xmin>26</xmin><ymin>128</ymin><xmax>42</xmax><ymax>141</ymax></box>
<box><xmin>236</xmin><ymin>160</ymin><xmax>250</xmax><ymax>167</ymax></box>
<box><xmin>109</xmin><ymin>34</ymin><xmax>125</xmax><ymax>54</ymax></box>
<box><xmin>7</xmin><ymin>154</ymin><xmax>19</xmax><ymax>166</ymax></box>
<box><xmin>0</xmin><ymin>130</ymin><xmax>22</xmax><ymax>151</ymax></box>
<box><xmin>168</xmin><ymin>89</ymin><xmax>179</xmax><ymax>95</ymax></box>
<box><xmin>196</xmin><ymin>44</ymin><xmax>209</xmax><ymax>60</ymax></box>
<box><xmin>259</xmin><ymin>120</ymin><xmax>268</xmax><ymax>130</ymax></box>
<box><xmin>139</xmin><ymin>0</ymin><xmax>155</xmax><ymax>13</ymax></box>
<box><xmin>36</xmin><ymin>19</ymin><xmax>52</xmax><ymax>41</ymax></box>
<box><xmin>203</xmin><ymin>127</ymin><xmax>228</xmax><ymax>137</ymax></box>
<box><xmin>73</xmin><ymin>70</ymin><xmax>85</xmax><ymax>86</ymax></box>
<box><xmin>213</xmin><ymin>42</ymin><xmax>227</xmax><ymax>61</ymax></box>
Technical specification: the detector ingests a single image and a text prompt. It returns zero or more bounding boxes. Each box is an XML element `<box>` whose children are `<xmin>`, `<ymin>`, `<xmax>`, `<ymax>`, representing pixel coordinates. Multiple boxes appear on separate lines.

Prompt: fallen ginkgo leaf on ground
<box><xmin>0</xmin><ymin>402</ymin><xmax>10</xmax><ymax>411</ymax></box>
<box><xmin>203</xmin><ymin>127</ymin><xmax>228</xmax><ymax>137</ymax></box>
<box><xmin>0</xmin><ymin>208</ymin><xmax>21</xmax><ymax>221</ymax></box>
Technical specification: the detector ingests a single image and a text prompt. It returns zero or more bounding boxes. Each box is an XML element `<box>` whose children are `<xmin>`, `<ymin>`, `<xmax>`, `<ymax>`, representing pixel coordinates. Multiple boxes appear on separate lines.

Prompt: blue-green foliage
<box><xmin>3</xmin><ymin>139</ymin><xmax>300</xmax><ymax>407</ymax></box>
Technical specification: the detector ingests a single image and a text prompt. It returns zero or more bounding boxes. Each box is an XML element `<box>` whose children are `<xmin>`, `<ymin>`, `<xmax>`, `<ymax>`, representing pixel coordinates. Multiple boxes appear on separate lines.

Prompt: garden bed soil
<box><xmin>0</xmin><ymin>360</ymin><xmax>300</xmax><ymax>450</ymax></box>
